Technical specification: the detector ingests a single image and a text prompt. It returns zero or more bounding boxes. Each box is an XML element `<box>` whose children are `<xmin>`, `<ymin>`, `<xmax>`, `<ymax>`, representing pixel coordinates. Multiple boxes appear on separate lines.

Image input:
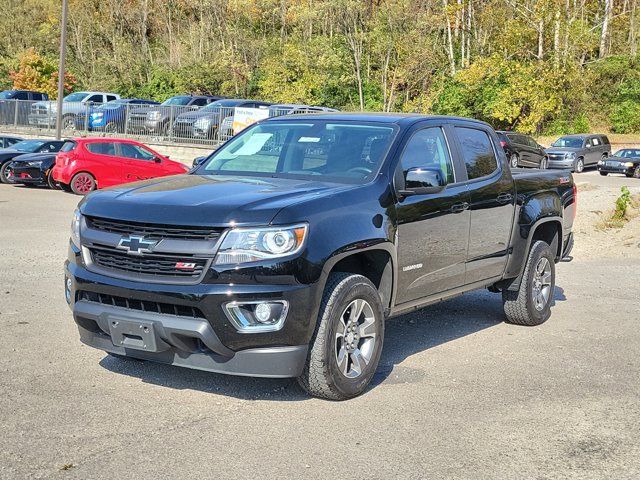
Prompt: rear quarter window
<box><xmin>61</xmin><ymin>141</ymin><xmax>77</xmax><ymax>152</ymax></box>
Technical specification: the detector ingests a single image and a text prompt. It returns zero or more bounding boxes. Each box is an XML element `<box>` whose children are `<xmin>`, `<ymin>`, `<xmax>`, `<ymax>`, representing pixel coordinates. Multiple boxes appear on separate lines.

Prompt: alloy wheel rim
<box><xmin>73</xmin><ymin>174</ymin><xmax>94</xmax><ymax>194</ymax></box>
<box><xmin>335</xmin><ymin>298</ymin><xmax>376</xmax><ymax>379</ymax></box>
<box><xmin>577</xmin><ymin>160</ymin><xmax>583</xmax><ymax>172</ymax></box>
<box><xmin>532</xmin><ymin>257</ymin><xmax>552</xmax><ymax>311</ymax></box>
<box><xmin>511</xmin><ymin>155</ymin><xmax>518</xmax><ymax>167</ymax></box>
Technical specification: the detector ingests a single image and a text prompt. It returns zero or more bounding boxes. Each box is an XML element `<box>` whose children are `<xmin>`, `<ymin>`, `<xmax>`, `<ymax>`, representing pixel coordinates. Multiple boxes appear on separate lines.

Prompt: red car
<box><xmin>51</xmin><ymin>138</ymin><xmax>189</xmax><ymax>195</ymax></box>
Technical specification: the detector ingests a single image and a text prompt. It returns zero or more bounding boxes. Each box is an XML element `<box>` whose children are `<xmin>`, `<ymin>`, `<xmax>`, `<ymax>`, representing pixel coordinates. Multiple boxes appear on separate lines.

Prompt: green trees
<box><xmin>0</xmin><ymin>0</ymin><xmax>638</xmax><ymax>133</ymax></box>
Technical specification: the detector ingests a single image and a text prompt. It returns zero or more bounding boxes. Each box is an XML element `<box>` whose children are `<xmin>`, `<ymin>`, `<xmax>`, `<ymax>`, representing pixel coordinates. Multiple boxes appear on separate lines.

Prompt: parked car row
<box><xmin>0</xmin><ymin>137</ymin><xmax>189</xmax><ymax>195</ymax></box>
<box><xmin>496</xmin><ymin>131</ymin><xmax>617</xmax><ymax>174</ymax></box>
<box><xmin>0</xmin><ymin>89</ymin><xmax>337</xmax><ymax>145</ymax></box>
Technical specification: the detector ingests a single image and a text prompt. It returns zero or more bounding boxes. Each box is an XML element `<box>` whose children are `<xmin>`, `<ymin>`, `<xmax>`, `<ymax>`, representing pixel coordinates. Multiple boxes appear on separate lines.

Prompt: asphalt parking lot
<box><xmin>1</xmin><ymin>171</ymin><xmax>639</xmax><ymax>479</ymax></box>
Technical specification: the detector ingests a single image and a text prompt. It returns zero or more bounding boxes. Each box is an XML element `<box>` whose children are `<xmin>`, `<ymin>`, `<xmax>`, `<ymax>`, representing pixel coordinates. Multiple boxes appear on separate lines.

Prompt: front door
<box><xmin>453</xmin><ymin>126</ymin><xmax>516</xmax><ymax>284</ymax></box>
<box><xmin>394</xmin><ymin>125</ymin><xmax>471</xmax><ymax>304</ymax></box>
<box><xmin>118</xmin><ymin>143</ymin><xmax>161</xmax><ymax>182</ymax></box>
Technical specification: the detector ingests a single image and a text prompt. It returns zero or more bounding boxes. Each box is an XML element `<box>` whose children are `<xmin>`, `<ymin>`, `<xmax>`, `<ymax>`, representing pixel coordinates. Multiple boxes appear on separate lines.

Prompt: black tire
<box><xmin>625</xmin><ymin>173</ymin><xmax>633</xmax><ymax>178</ymax></box>
<box><xmin>634</xmin><ymin>166</ymin><xmax>640</xmax><ymax>179</ymax></box>
<box><xmin>0</xmin><ymin>161</ymin><xmax>15</xmax><ymax>184</ymax></box>
<box><xmin>62</xmin><ymin>114</ymin><xmax>76</xmax><ymax>130</ymax></box>
<box><xmin>502</xmin><ymin>240</ymin><xmax>555</xmax><ymax>326</ymax></box>
<box><xmin>59</xmin><ymin>182</ymin><xmax>72</xmax><ymax>193</ymax></box>
<box><xmin>510</xmin><ymin>154</ymin><xmax>519</xmax><ymax>168</ymax></box>
<box><xmin>47</xmin><ymin>173</ymin><xmax>60</xmax><ymax>190</ymax></box>
<box><xmin>298</xmin><ymin>273</ymin><xmax>384</xmax><ymax>400</ymax></box>
<box><xmin>574</xmin><ymin>157</ymin><xmax>584</xmax><ymax>173</ymax></box>
<box><xmin>599</xmin><ymin>171</ymin><xmax>608</xmax><ymax>176</ymax></box>
<box><xmin>539</xmin><ymin>157</ymin><xmax>548</xmax><ymax>169</ymax></box>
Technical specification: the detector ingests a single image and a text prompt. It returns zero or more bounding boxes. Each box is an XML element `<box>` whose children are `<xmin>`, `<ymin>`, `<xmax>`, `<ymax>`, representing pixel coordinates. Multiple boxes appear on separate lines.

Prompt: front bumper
<box><xmin>65</xmin><ymin>249</ymin><xmax>319</xmax><ymax>378</ymax></box>
<box><xmin>11</xmin><ymin>165</ymin><xmax>47</xmax><ymax>185</ymax></box>
<box><xmin>547</xmin><ymin>159</ymin><xmax>574</xmax><ymax>170</ymax></box>
<box><xmin>598</xmin><ymin>164</ymin><xmax>633</xmax><ymax>175</ymax></box>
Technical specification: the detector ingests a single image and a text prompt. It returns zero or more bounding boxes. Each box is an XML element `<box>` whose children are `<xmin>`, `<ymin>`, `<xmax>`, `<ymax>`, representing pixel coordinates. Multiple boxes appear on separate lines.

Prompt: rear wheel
<box><xmin>298</xmin><ymin>273</ymin><xmax>384</xmax><ymax>400</ymax></box>
<box><xmin>0</xmin><ymin>161</ymin><xmax>16</xmax><ymax>184</ymax></box>
<box><xmin>502</xmin><ymin>240</ymin><xmax>555</xmax><ymax>326</ymax></box>
<box><xmin>574</xmin><ymin>158</ymin><xmax>584</xmax><ymax>173</ymax></box>
<box><xmin>62</xmin><ymin>114</ymin><xmax>76</xmax><ymax>130</ymax></box>
<box><xmin>70</xmin><ymin>172</ymin><xmax>96</xmax><ymax>195</ymax></box>
<box><xmin>510</xmin><ymin>154</ymin><xmax>519</xmax><ymax>168</ymax></box>
<box><xmin>104</xmin><ymin>121</ymin><xmax>119</xmax><ymax>133</ymax></box>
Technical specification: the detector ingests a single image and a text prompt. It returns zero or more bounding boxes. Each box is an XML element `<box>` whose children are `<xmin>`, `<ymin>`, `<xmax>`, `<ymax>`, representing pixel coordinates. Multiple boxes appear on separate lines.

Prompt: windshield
<box><xmin>202</xmin><ymin>100</ymin><xmax>243</xmax><ymax>111</ymax></box>
<box><xmin>12</xmin><ymin>140</ymin><xmax>45</xmax><ymax>152</ymax></box>
<box><xmin>615</xmin><ymin>149</ymin><xmax>640</xmax><ymax>158</ymax></box>
<box><xmin>0</xmin><ymin>91</ymin><xmax>15</xmax><ymax>99</ymax></box>
<box><xmin>552</xmin><ymin>137</ymin><xmax>583</xmax><ymax>148</ymax></box>
<box><xmin>198</xmin><ymin>120</ymin><xmax>396</xmax><ymax>182</ymax></box>
<box><xmin>64</xmin><ymin>92</ymin><xmax>89</xmax><ymax>102</ymax></box>
<box><xmin>162</xmin><ymin>96</ymin><xmax>191</xmax><ymax>106</ymax></box>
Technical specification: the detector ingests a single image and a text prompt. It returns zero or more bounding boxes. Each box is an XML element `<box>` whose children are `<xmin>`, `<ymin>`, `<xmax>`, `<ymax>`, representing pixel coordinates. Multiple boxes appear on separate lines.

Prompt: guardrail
<box><xmin>0</xmin><ymin>100</ymin><xmax>324</xmax><ymax>147</ymax></box>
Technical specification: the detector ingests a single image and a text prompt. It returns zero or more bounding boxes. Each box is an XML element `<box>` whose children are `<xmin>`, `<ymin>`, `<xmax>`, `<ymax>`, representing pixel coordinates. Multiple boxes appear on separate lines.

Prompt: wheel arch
<box><xmin>322</xmin><ymin>245</ymin><xmax>395</xmax><ymax>315</ymax></box>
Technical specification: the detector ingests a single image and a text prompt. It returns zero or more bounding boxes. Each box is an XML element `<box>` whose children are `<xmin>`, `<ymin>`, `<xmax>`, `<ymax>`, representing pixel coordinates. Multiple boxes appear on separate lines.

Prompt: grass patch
<box><xmin>597</xmin><ymin>186</ymin><xmax>639</xmax><ymax>229</ymax></box>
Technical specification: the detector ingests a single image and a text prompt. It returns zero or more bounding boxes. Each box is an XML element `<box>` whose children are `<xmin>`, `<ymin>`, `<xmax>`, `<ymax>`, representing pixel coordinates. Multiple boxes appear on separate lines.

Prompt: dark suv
<box><xmin>545</xmin><ymin>134</ymin><xmax>610</xmax><ymax>173</ymax></box>
<box><xmin>496</xmin><ymin>131</ymin><xmax>547</xmax><ymax>169</ymax></box>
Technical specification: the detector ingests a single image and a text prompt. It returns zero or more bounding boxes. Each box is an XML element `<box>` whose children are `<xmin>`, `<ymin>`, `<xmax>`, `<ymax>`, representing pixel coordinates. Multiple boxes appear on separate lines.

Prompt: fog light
<box><xmin>65</xmin><ymin>277</ymin><xmax>72</xmax><ymax>304</ymax></box>
<box><xmin>223</xmin><ymin>300</ymin><xmax>289</xmax><ymax>333</ymax></box>
<box><xmin>255</xmin><ymin>302</ymin><xmax>272</xmax><ymax>323</ymax></box>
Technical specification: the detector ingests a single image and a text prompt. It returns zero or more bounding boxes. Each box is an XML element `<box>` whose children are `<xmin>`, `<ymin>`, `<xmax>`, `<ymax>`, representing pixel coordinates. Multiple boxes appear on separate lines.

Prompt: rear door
<box><xmin>524</xmin><ymin>136</ymin><xmax>545</xmax><ymax>167</ymax></box>
<box><xmin>394</xmin><ymin>123</ymin><xmax>471</xmax><ymax>303</ymax></box>
<box><xmin>586</xmin><ymin>136</ymin><xmax>602</xmax><ymax>165</ymax></box>
<box><xmin>84</xmin><ymin>141</ymin><xmax>123</xmax><ymax>187</ymax></box>
<box><xmin>453</xmin><ymin>124</ymin><xmax>516</xmax><ymax>284</ymax></box>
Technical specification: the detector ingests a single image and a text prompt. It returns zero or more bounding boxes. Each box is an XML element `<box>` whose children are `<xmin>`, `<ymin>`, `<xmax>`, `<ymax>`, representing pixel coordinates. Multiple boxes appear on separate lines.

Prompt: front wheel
<box><xmin>510</xmin><ymin>154</ymin><xmax>519</xmax><ymax>168</ymax></box>
<box><xmin>0</xmin><ymin>161</ymin><xmax>16</xmax><ymax>184</ymax></box>
<box><xmin>70</xmin><ymin>172</ymin><xmax>96</xmax><ymax>195</ymax></box>
<box><xmin>634</xmin><ymin>166</ymin><xmax>640</xmax><ymax>179</ymax></box>
<box><xmin>599</xmin><ymin>171</ymin><xmax>608</xmax><ymax>176</ymax></box>
<box><xmin>47</xmin><ymin>173</ymin><xmax>60</xmax><ymax>190</ymax></box>
<box><xmin>502</xmin><ymin>240</ymin><xmax>555</xmax><ymax>326</ymax></box>
<box><xmin>574</xmin><ymin>158</ymin><xmax>584</xmax><ymax>173</ymax></box>
<box><xmin>539</xmin><ymin>157</ymin><xmax>548</xmax><ymax>169</ymax></box>
<box><xmin>298</xmin><ymin>273</ymin><xmax>384</xmax><ymax>400</ymax></box>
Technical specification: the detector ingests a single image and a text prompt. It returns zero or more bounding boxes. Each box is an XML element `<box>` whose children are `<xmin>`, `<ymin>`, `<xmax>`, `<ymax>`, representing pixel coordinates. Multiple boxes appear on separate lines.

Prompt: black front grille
<box><xmin>90</xmin><ymin>246</ymin><xmax>208</xmax><ymax>279</ymax></box>
<box><xmin>87</xmin><ymin>216</ymin><xmax>222</xmax><ymax>241</ymax></box>
<box><xmin>77</xmin><ymin>290</ymin><xmax>205</xmax><ymax>318</ymax></box>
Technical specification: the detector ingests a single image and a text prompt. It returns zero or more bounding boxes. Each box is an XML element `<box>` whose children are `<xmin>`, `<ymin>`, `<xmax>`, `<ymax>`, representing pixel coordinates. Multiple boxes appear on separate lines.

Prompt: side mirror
<box><xmin>153</xmin><ymin>156</ymin><xmax>162</xmax><ymax>163</ymax></box>
<box><xmin>192</xmin><ymin>156</ymin><xmax>206</xmax><ymax>168</ymax></box>
<box><xmin>398</xmin><ymin>167</ymin><xmax>446</xmax><ymax>197</ymax></box>
<box><xmin>586</xmin><ymin>144</ymin><xmax>591</xmax><ymax>148</ymax></box>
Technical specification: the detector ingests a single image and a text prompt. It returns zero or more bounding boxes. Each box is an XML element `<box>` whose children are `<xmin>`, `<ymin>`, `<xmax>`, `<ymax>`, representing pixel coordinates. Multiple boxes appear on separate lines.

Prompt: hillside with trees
<box><xmin>1</xmin><ymin>0</ymin><xmax>639</xmax><ymax>134</ymax></box>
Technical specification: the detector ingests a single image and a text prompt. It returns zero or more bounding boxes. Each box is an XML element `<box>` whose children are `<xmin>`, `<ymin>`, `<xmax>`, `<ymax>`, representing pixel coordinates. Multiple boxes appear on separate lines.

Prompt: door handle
<box><xmin>450</xmin><ymin>202</ymin><xmax>469</xmax><ymax>213</ymax></box>
<box><xmin>496</xmin><ymin>193</ymin><xmax>514</xmax><ymax>204</ymax></box>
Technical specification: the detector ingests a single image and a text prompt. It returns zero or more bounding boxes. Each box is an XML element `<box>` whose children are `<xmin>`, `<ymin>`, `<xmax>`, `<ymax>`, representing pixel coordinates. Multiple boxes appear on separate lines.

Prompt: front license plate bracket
<box><xmin>109</xmin><ymin>319</ymin><xmax>159</xmax><ymax>352</ymax></box>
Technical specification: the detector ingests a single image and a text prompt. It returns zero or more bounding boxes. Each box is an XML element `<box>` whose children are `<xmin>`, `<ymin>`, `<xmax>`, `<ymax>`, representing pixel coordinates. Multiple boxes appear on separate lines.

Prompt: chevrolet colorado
<box><xmin>65</xmin><ymin>114</ymin><xmax>576</xmax><ymax>400</ymax></box>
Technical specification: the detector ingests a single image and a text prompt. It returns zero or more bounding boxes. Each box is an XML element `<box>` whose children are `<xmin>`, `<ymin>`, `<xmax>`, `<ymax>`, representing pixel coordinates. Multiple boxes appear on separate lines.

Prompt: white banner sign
<box><xmin>232</xmin><ymin>107</ymin><xmax>270</xmax><ymax>135</ymax></box>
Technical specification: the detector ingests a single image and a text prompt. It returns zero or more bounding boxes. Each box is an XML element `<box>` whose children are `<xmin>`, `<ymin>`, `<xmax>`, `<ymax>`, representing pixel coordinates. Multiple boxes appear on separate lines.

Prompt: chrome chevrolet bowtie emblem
<box><xmin>116</xmin><ymin>235</ymin><xmax>158</xmax><ymax>255</ymax></box>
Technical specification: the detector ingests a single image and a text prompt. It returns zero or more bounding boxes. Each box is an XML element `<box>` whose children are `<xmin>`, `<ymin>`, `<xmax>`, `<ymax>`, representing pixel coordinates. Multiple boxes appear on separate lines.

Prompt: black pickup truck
<box><xmin>64</xmin><ymin>114</ymin><xmax>576</xmax><ymax>400</ymax></box>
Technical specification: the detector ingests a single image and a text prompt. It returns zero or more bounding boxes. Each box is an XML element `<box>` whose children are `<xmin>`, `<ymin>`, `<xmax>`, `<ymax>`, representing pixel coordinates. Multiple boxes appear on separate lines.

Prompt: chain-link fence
<box><xmin>0</xmin><ymin>100</ymin><xmax>333</xmax><ymax>147</ymax></box>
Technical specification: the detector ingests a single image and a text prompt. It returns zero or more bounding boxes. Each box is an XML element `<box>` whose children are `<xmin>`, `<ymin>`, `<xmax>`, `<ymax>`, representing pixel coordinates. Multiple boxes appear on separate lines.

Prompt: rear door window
<box><xmin>191</xmin><ymin>98</ymin><xmax>208</xmax><ymax>106</ymax></box>
<box><xmin>591</xmin><ymin>137</ymin><xmax>601</xmax><ymax>146</ymax></box>
<box><xmin>87</xmin><ymin>94</ymin><xmax>104</xmax><ymax>104</ymax></box>
<box><xmin>455</xmin><ymin>127</ymin><xmax>499</xmax><ymax>180</ymax></box>
<box><xmin>86</xmin><ymin>142</ymin><xmax>117</xmax><ymax>156</ymax></box>
<box><xmin>106</xmin><ymin>95</ymin><xmax>118</xmax><ymax>102</ymax></box>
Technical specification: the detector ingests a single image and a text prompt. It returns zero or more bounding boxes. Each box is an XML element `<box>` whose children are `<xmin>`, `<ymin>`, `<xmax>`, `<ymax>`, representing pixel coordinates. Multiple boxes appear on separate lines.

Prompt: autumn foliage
<box><xmin>9</xmin><ymin>48</ymin><xmax>76</xmax><ymax>100</ymax></box>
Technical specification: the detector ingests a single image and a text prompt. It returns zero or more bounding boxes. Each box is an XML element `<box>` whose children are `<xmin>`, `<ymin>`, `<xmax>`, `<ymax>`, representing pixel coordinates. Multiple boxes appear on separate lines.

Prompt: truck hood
<box><xmin>79</xmin><ymin>174</ymin><xmax>357</xmax><ymax>226</ymax></box>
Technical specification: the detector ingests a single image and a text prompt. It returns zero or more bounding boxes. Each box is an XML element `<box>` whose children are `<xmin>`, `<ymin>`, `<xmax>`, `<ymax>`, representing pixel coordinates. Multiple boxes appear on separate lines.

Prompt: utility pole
<box><xmin>55</xmin><ymin>0</ymin><xmax>69</xmax><ymax>140</ymax></box>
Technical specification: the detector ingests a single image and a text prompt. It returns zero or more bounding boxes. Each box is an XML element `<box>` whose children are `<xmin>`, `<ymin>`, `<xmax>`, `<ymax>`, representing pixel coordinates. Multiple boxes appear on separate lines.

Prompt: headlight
<box><xmin>147</xmin><ymin>111</ymin><xmax>160</xmax><ymax>121</ymax></box>
<box><xmin>564</xmin><ymin>152</ymin><xmax>576</xmax><ymax>159</ymax></box>
<box><xmin>215</xmin><ymin>224</ymin><xmax>308</xmax><ymax>265</ymax></box>
<box><xmin>70</xmin><ymin>209</ymin><xmax>82</xmax><ymax>248</ymax></box>
<box><xmin>91</xmin><ymin>112</ymin><xmax>103</xmax><ymax>119</ymax></box>
<box><xmin>194</xmin><ymin>117</ymin><xmax>212</xmax><ymax>129</ymax></box>
<box><xmin>597</xmin><ymin>160</ymin><xmax>604</xmax><ymax>166</ymax></box>
<box><xmin>624</xmin><ymin>162</ymin><xmax>634</xmax><ymax>167</ymax></box>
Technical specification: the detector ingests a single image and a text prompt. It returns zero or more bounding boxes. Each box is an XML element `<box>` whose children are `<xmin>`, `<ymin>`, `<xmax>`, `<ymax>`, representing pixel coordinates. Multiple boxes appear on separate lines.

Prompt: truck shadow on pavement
<box><xmin>99</xmin><ymin>286</ymin><xmax>566</xmax><ymax>401</ymax></box>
